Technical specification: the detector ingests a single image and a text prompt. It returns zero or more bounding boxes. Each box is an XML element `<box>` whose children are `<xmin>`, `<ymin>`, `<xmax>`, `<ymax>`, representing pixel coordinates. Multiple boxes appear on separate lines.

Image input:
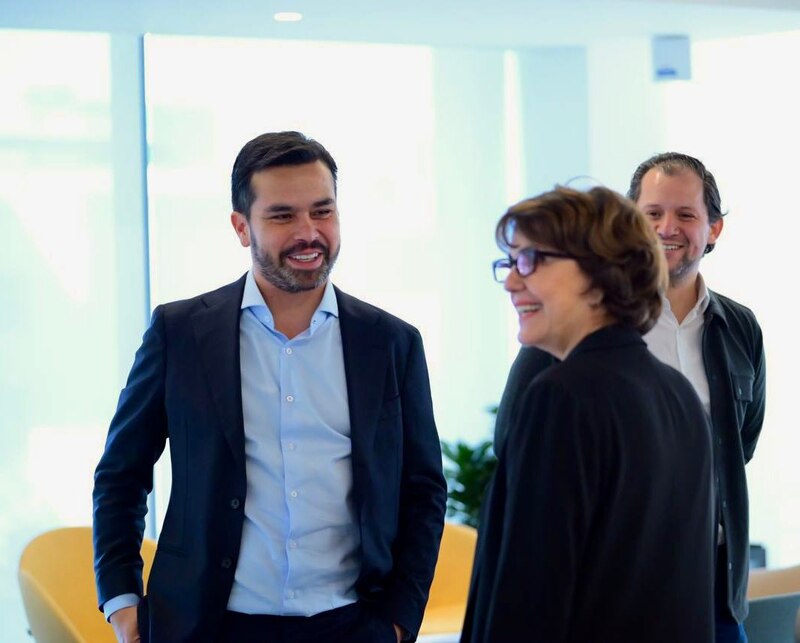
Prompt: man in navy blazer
<box><xmin>93</xmin><ymin>131</ymin><xmax>447</xmax><ymax>643</ymax></box>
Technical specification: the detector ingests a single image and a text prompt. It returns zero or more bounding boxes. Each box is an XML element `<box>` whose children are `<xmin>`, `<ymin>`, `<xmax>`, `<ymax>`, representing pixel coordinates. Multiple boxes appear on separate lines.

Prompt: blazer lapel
<box><xmin>336</xmin><ymin>288</ymin><xmax>388</xmax><ymax>481</ymax></box>
<box><xmin>191</xmin><ymin>275</ymin><xmax>247</xmax><ymax>470</ymax></box>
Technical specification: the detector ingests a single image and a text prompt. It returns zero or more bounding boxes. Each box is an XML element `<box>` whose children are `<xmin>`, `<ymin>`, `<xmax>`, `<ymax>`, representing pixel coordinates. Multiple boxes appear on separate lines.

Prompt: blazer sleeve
<box><xmin>92</xmin><ymin>306</ymin><xmax>169</xmax><ymax>608</ymax></box>
<box><xmin>479</xmin><ymin>378</ymin><xmax>597</xmax><ymax>642</ymax></box>
<box><xmin>380</xmin><ymin>328</ymin><xmax>447</xmax><ymax>638</ymax></box>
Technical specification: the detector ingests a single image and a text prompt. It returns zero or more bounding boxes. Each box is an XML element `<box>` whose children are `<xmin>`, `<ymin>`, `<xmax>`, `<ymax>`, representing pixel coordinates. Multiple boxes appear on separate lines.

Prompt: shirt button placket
<box><xmin>281</xmin><ymin>339</ymin><xmax>301</xmax><ymax>590</ymax></box>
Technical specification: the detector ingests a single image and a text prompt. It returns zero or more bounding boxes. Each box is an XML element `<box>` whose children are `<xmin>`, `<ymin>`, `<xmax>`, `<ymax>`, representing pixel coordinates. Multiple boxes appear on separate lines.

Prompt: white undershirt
<box><xmin>644</xmin><ymin>276</ymin><xmax>711</xmax><ymax>417</ymax></box>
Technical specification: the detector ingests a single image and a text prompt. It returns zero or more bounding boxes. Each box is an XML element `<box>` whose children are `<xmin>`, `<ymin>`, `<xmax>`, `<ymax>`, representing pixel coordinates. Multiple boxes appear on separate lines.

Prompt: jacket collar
<box><xmin>704</xmin><ymin>289</ymin><xmax>729</xmax><ymax>328</ymax></box>
<box><xmin>567</xmin><ymin>324</ymin><xmax>645</xmax><ymax>360</ymax></box>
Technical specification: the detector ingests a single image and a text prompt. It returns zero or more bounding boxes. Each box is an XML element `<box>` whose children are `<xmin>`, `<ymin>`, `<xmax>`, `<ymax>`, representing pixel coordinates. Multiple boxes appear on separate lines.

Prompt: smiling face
<box><xmin>636</xmin><ymin>167</ymin><xmax>723</xmax><ymax>288</ymax></box>
<box><xmin>504</xmin><ymin>232</ymin><xmax>609</xmax><ymax>359</ymax></box>
<box><xmin>230</xmin><ymin>160</ymin><xmax>340</xmax><ymax>294</ymax></box>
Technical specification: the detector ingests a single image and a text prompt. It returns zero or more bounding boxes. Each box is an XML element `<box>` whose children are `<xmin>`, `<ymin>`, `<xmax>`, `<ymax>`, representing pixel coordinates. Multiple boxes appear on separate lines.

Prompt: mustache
<box><xmin>280</xmin><ymin>240</ymin><xmax>329</xmax><ymax>260</ymax></box>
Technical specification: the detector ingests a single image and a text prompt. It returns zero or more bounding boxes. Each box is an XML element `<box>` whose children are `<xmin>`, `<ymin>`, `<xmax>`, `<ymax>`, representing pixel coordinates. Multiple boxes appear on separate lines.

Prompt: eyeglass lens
<box><xmin>516</xmin><ymin>250</ymin><xmax>536</xmax><ymax>276</ymax></box>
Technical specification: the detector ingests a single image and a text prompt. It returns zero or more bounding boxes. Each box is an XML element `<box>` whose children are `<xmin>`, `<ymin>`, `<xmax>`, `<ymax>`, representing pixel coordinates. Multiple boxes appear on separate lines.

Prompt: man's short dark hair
<box><xmin>231</xmin><ymin>131</ymin><xmax>338</xmax><ymax>219</ymax></box>
<box><xmin>627</xmin><ymin>152</ymin><xmax>725</xmax><ymax>254</ymax></box>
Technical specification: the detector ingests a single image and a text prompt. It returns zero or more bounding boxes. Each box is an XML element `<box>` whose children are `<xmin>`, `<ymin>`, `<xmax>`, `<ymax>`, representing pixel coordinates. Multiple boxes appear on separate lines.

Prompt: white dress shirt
<box><xmin>644</xmin><ymin>276</ymin><xmax>711</xmax><ymax>417</ymax></box>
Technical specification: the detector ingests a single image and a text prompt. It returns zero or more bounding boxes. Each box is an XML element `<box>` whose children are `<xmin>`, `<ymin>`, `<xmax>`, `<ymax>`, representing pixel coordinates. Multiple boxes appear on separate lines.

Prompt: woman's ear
<box><xmin>587</xmin><ymin>287</ymin><xmax>605</xmax><ymax>309</ymax></box>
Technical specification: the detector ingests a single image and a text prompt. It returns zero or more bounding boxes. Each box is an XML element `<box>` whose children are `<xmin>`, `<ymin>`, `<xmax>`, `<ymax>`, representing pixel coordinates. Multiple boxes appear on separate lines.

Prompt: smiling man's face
<box><xmin>636</xmin><ymin>167</ymin><xmax>722</xmax><ymax>287</ymax></box>
<box><xmin>231</xmin><ymin>160</ymin><xmax>340</xmax><ymax>294</ymax></box>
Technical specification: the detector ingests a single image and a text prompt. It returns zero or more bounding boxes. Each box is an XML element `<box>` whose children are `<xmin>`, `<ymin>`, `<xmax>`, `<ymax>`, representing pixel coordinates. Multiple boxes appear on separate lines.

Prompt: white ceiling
<box><xmin>2</xmin><ymin>0</ymin><xmax>800</xmax><ymax>47</ymax></box>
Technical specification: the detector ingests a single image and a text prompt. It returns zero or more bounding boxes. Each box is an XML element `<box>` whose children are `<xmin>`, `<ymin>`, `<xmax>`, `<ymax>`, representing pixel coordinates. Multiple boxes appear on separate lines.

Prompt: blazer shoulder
<box><xmin>334</xmin><ymin>286</ymin><xmax>421</xmax><ymax>338</ymax></box>
<box><xmin>156</xmin><ymin>274</ymin><xmax>247</xmax><ymax>319</ymax></box>
<box><xmin>536</xmin><ymin>341</ymin><xmax>681</xmax><ymax>400</ymax></box>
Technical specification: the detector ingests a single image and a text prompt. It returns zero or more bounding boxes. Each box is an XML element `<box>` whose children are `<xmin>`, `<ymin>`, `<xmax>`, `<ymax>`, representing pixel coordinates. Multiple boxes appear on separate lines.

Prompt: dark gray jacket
<box><xmin>704</xmin><ymin>290</ymin><xmax>766</xmax><ymax>622</ymax></box>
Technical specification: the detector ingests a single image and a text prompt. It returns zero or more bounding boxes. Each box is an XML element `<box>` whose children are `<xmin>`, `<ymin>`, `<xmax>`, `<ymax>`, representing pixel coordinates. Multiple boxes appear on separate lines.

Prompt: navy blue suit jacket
<box><xmin>93</xmin><ymin>275</ymin><xmax>446</xmax><ymax>642</ymax></box>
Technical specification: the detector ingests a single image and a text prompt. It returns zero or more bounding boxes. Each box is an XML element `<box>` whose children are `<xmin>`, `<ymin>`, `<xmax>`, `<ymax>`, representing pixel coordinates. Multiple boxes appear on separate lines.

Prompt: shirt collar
<box><xmin>241</xmin><ymin>269</ymin><xmax>339</xmax><ymax>325</ymax></box>
<box><xmin>317</xmin><ymin>279</ymin><xmax>339</xmax><ymax>318</ymax></box>
<box><xmin>660</xmin><ymin>273</ymin><xmax>710</xmax><ymax>321</ymax></box>
<box><xmin>695</xmin><ymin>274</ymin><xmax>710</xmax><ymax>315</ymax></box>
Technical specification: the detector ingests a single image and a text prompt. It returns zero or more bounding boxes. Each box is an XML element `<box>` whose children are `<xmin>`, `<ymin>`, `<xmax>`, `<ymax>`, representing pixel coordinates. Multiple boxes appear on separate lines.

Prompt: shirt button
<box><xmin>286</xmin><ymin>442</ymin><xmax>296</xmax><ymax>451</ymax></box>
<box><xmin>286</xmin><ymin>395</ymin><xmax>294</xmax><ymax>402</ymax></box>
<box><xmin>230</xmin><ymin>498</ymin><xmax>240</xmax><ymax>509</ymax></box>
<box><xmin>722</xmin><ymin>500</ymin><xmax>727</xmax><ymax>508</ymax></box>
<box><xmin>285</xmin><ymin>347</ymin><xmax>293</xmax><ymax>355</ymax></box>
<box><xmin>289</xmin><ymin>540</ymin><xmax>297</xmax><ymax>549</ymax></box>
<box><xmin>221</xmin><ymin>558</ymin><xmax>232</xmax><ymax>569</ymax></box>
<box><xmin>290</xmin><ymin>490</ymin><xmax>298</xmax><ymax>498</ymax></box>
<box><xmin>286</xmin><ymin>590</ymin><xmax>295</xmax><ymax>599</ymax></box>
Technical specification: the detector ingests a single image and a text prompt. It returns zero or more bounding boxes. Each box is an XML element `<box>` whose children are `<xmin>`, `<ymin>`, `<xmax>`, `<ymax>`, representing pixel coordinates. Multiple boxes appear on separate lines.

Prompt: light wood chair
<box><xmin>749</xmin><ymin>564</ymin><xmax>800</xmax><ymax>599</ymax></box>
<box><xmin>419</xmin><ymin>522</ymin><xmax>478</xmax><ymax>637</ymax></box>
<box><xmin>18</xmin><ymin>526</ymin><xmax>156</xmax><ymax>643</ymax></box>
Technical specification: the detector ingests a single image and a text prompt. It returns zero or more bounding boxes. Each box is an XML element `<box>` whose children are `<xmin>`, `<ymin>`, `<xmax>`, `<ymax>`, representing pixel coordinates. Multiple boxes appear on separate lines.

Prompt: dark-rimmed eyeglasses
<box><xmin>492</xmin><ymin>247</ymin><xmax>575</xmax><ymax>282</ymax></box>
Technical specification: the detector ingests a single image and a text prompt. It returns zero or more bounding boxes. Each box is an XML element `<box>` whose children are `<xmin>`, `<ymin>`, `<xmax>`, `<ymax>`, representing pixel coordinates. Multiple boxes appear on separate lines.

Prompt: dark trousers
<box><xmin>216</xmin><ymin>602</ymin><xmax>397</xmax><ymax>643</ymax></box>
<box><xmin>715</xmin><ymin>546</ymin><xmax>748</xmax><ymax>643</ymax></box>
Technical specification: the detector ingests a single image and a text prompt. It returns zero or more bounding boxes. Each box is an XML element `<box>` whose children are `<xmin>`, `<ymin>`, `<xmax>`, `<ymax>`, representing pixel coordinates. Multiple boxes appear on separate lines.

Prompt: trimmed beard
<box><xmin>668</xmin><ymin>254</ymin><xmax>702</xmax><ymax>288</ymax></box>
<box><xmin>251</xmin><ymin>236</ymin><xmax>339</xmax><ymax>294</ymax></box>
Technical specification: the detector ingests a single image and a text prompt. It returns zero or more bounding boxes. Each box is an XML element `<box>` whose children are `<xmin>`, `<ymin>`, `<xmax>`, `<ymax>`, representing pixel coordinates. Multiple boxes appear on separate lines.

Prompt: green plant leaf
<box><xmin>441</xmin><ymin>409</ymin><xmax>499</xmax><ymax>528</ymax></box>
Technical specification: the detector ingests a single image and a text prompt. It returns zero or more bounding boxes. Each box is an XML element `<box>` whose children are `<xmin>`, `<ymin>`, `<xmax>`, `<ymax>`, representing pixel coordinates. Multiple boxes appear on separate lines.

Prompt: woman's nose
<box><xmin>504</xmin><ymin>268</ymin><xmax>524</xmax><ymax>293</ymax></box>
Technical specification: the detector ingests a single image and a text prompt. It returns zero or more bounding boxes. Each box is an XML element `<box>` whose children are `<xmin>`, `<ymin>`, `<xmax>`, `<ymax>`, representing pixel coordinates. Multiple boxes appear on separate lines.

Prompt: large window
<box><xmin>0</xmin><ymin>29</ymin><xmax>122</xmax><ymax>640</ymax></box>
<box><xmin>143</xmin><ymin>35</ymin><xmax>517</xmax><ymax>530</ymax></box>
<box><xmin>145</xmin><ymin>35</ymin><xmax>438</xmax><ymax>312</ymax></box>
<box><xmin>1</xmin><ymin>33</ymin><xmax>518</xmax><ymax>637</ymax></box>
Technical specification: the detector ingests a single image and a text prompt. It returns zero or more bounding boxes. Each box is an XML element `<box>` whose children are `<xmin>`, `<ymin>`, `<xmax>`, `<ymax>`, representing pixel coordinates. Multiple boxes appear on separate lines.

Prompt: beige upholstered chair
<box><xmin>18</xmin><ymin>526</ymin><xmax>156</xmax><ymax>643</ymax></box>
<box><xmin>419</xmin><ymin>522</ymin><xmax>478</xmax><ymax>637</ymax></box>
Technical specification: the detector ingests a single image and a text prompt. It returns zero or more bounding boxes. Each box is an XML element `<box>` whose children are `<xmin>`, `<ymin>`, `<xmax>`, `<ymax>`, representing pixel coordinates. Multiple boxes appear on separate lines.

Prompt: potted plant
<box><xmin>440</xmin><ymin>406</ymin><xmax>498</xmax><ymax>528</ymax></box>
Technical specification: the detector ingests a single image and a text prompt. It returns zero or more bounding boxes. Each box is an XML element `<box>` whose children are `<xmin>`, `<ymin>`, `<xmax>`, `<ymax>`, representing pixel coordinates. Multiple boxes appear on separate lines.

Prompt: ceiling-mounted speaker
<box><xmin>652</xmin><ymin>35</ymin><xmax>691</xmax><ymax>81</ymax></box>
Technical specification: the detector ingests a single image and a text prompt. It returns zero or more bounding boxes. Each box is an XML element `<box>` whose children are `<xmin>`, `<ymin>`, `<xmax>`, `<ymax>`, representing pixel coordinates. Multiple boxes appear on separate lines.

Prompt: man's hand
<box><xmin>110</xmin><ymin>605</ymin><xmax>140</xmax><ymax>643</ymax></box>
<box><xmin>393</xmin><ymin>623</ymin><xmax>403</xmax><ymax>642</ymax></box>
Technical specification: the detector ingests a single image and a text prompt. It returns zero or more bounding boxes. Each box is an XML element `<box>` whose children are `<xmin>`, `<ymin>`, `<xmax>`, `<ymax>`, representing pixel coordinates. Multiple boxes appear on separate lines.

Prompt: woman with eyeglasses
<box><xmin>460</xmin><ymin>186</ymin><xmax>715</xmax><ymax>643</ymax></box>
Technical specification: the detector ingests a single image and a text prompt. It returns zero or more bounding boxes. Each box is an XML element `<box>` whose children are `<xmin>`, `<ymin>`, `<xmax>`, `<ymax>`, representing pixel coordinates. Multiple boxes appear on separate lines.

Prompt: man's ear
<box><xmin>708</xmin><ymin>216</ymin><xmax>724</xmax><ymax>247</ymax></box>
<box><xmin>231</xmin><ymin>212</ymin><xmax>251</xmax><ymax>248</ymax></box>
